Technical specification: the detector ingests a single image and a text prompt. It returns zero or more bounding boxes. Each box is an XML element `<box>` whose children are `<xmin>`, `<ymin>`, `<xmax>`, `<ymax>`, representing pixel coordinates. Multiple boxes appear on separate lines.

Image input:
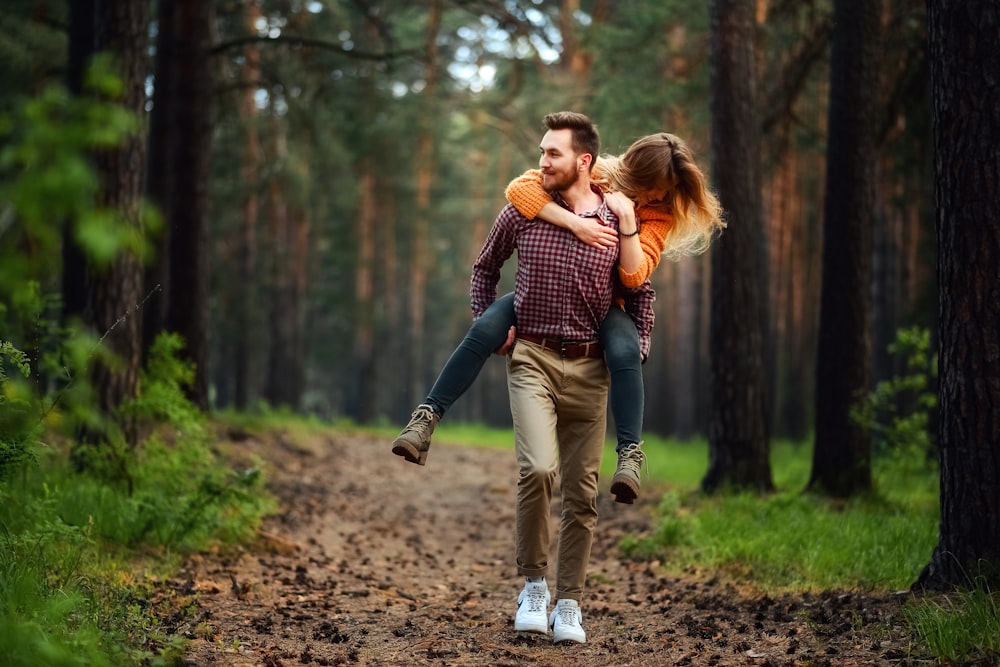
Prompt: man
<box><xmin>471</xmin><ymin>111</ymin><xmax>655</xmax><ymax>644</ymax></box>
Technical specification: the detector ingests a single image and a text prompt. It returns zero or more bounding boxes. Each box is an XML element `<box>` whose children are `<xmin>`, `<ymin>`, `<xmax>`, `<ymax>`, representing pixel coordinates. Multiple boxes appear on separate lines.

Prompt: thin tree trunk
<box><xmin>165</xmin><ymin>0</ymin><xmax>212</xmax><ymax>410</ymax></box>
<box><xmin>235</xmin><ymin>0</ymin><xmax>262</xmax><ymax>410</ymax></box>
<box><xmin>704</xmin><ymin>0</ymin><xmax>773</xmax><ymax>493</ymax></box>
<box><xmin>143</xmin><ymin>0</ymin><xmax>175</xmax><ymax>359</ymax></box>
<box><xmin>352</xmin><ymin>162</ymin><xmax>377</xmax><ymax>421</ymax></box>
<box><xmin>915</xmin><ymin>0</ymin><xmax>1000</xmax><ymax>591</ymax></box>
<box><xmin>407</xmin><ymin>0</ymin><xmax>442</xmax><ymax>409</ymax></box>
<box><xmin>808</xmin><ymin>0</ymin><xmax>881</xmax><ymax>497</ymax></box>
<box><xmin>263</xmin><ymin>118</ymin><xmax>305</xmax><ymax>410</ymax></box>
<box><xmin>61</xmin><ymin>0</ymin><xmax>95</xmax><ymax>324</ymax></box>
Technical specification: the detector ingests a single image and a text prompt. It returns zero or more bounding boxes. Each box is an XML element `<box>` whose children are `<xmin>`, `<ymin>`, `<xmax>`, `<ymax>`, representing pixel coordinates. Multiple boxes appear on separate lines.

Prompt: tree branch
<box><xmin>211</xmin><ymin>34</ymin><xmax>420</xmax><ymax>62</ymax></box>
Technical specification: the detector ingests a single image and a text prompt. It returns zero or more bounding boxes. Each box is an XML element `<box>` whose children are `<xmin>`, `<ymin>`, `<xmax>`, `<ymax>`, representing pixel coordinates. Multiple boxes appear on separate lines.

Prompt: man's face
<box><xmin>538</xmin><ymin>129</ymin><xmax>583</xmax><ymax>192</ymax></box>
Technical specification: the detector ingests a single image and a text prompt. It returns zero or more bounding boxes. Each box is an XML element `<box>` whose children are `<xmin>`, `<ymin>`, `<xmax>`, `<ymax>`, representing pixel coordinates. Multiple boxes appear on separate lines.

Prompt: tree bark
<box><xmin>60</xmin><ymin>0</ymin><xmax>151</xmax><ymax>467</ymax></box>
<box><xmin>235</xmin><ymin>0</ymin><xmax>262</xmax><ymax>410</ymax></box>
<box><xmin>164</xmin><ymin>0</ymin><xmax>213</xmax><ymax>410</ymax></box>
<box><xmin>808</xmin><ymin>0</ymin><xmax>881</xmax><ymax>497</ymax></box>
<box><xmin>61</xmin><ymin>0</ymin><xmax>95</xmax><ymax>325</ymax></box>
<box><xmin>406</xmin><ymin>0</ymin><xmax>442</xmax><ymax>410</ymax></box>
<box><xmin>143</xmin><ymin>0</ymin><xmax>175</xmax><ymax>359</ymax></box>
<box><xmin>915</xmin><ymin>0</ymin><xmax>1000</xmax><ymax>591</ymax></box>
<box><xmin>704</xmin><ymin>0</ymin><xmax>773</xmax><ymax>493</ymax></box>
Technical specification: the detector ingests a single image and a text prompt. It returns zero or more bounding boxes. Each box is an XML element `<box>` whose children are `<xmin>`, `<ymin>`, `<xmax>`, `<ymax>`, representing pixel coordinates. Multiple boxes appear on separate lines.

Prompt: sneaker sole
<box><xmin>552</xmin><ymin>630</ymin><xmax>586</xmax><ymax>644</ymax></box>
<box><xmin>514</xmin><ymin>620</ymin><xmax>549</xmax><ymax>634</ymax></box>
<box><xmin>391</xmin><ymin>441</ymin><xmax>428</xmax><ymax>465</ymax></box>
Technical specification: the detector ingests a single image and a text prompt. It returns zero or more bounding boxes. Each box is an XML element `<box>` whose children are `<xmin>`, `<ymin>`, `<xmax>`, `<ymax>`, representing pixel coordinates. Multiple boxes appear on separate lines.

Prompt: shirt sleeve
<box><xmin>618</xmin><ymin>206</ymin><xmax>674</xmax><ymax>288</ymax></box>
<box><xmin>620</xmin><ymin>280</ymin><xmax>656</xmax><ymax>361</ymax></box>
<box><xmin>471</xmin><ymin>205</ymin><xmax>520</xmax><ymax>318</ymax></box>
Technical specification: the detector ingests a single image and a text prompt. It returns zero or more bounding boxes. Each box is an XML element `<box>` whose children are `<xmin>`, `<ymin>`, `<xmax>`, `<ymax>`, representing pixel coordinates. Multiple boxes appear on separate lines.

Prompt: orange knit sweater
<box><xmin>504</xmin><ymin>165</ymin><xmax>674</xmax><ymax>288</ymax></box>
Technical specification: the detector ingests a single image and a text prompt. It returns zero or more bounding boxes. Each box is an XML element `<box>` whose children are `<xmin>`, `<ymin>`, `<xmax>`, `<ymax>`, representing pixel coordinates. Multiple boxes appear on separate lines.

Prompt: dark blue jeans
<box><xmin>424</xmin><ymin>293</ymin><xmax>644</xmax><ymax>452</ymax></box>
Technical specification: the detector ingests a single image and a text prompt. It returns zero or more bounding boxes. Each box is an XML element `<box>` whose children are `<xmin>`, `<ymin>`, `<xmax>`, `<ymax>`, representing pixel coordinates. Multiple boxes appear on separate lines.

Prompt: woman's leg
<box><xmin>599</xmin><ymin>307</ymin><xmax>644</xmax><ymax>451</ymax></box>
<box><xmin>392</xmin><ymin>293</ymin><xmax>515</xmax><ymax>465</ymax></box>
<box><xmin>425</xmin><ymin>292</ymin><xmax>516</xmax><ymax>416</ymax></box>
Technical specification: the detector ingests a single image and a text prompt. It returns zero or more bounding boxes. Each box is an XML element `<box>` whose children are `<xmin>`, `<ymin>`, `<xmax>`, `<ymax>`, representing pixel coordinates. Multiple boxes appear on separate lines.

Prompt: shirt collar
<box><xmin>551</xmin><ymin>184</ymin><xmax>613</xmax><ymax>221</ymax></box>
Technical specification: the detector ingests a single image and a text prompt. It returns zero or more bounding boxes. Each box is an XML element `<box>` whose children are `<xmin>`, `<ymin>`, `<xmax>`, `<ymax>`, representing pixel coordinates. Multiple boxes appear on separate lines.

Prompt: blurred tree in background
<box><xmin>0</xmin><ymin>0</ymin><xmax>936</xmax><ymax>445</ymax></box>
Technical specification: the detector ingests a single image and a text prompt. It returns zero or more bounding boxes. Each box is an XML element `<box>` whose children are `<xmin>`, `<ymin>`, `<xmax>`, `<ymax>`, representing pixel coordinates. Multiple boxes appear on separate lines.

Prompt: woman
<box><xmin>392</xmin><ymin>132</ymin><xmax>724</xmax><ymax>504</ymax></box>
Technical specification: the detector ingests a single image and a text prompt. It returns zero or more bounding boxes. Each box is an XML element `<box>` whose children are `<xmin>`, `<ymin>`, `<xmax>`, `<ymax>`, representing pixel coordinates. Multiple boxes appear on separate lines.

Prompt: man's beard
<box><xmin>542</xmin><ymin>168</ymin><xmax>579</xmax><ymax>192</ymax></box>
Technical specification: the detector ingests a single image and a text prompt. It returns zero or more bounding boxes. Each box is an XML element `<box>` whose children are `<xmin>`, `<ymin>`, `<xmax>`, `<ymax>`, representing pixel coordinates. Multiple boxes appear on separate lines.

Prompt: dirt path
<box><xmin>165</xmin><ymin>429</ymin><xmax>915</xmax><ymax>666</ymax></box>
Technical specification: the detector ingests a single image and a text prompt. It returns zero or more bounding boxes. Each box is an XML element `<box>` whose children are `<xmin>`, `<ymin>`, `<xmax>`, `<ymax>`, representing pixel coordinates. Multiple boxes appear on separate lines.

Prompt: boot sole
<box><xmin>391</xmin><ymin>441</ymin><xmax>428</xmax><ymax>465</ymax></box>
<box><xmin>610</xmin><ymin>478</ymin><xmax>638</xmax><ymax>504</ymax></box>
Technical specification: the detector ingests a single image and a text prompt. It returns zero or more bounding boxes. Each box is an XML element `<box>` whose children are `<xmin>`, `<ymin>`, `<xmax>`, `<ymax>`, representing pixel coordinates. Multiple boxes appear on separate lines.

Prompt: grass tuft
<box><xmin>905</xmin><ymin>585</ymin><xmax>1000</xmax><ymax>664</ymax></box>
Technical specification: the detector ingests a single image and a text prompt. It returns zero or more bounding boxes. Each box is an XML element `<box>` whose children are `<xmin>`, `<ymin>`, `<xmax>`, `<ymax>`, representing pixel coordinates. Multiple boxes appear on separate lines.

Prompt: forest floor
<box><xmin>161</xmin><ymin>427</ymin><xmax>929</xmax><ymax>667</ymax></box>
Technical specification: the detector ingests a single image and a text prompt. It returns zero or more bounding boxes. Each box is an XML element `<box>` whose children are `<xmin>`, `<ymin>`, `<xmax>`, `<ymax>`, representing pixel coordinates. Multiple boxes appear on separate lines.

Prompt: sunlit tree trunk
<box><xmin>406</xmin><ymin>0</ymin><xmax>442</xmax><ymax>409</ymax></box>
<box><xmin>704</xmin><ymin>0</ymin><xmax>772</xmax><ymax>492</ymax></box>
<box><xmin>263</xmin><ymin>118</ymin><xmax>307</xmax><ymax>410</ymax></box>
<box><xmin>916</xmin><ymin>0</ymin><xmax>1000</xmax><ymax>591</ymax></box>
<box><xmin>808</xmin><ymin>0</ymin><xmax>881</xmax><ymax>497</ymax></box>
<box><xmin>235</xmin><ymin>0</ymin><xmax>262</xmax><ymax>410</ymax></box>
<box><xmin>351</xmin><ymin>162</ymin><xmax>377</xmax><ymax>421</ymax></box>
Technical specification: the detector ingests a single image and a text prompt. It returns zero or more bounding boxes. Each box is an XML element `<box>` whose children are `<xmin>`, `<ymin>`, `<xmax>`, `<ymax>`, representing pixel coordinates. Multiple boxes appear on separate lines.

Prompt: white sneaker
<box><xmin>549</xmin><ymin>598</ymin><xmax>586</xmax><ymax>644</ymax></box>
<box><xmin>513</xmin><ymin>579</ymin><xmax>550</xmax><ymax>634</ymax></box>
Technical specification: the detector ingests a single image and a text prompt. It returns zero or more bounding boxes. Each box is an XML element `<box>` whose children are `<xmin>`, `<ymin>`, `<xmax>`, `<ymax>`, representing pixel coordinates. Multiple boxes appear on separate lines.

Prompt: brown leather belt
<box><xmin>518</xmin><ymin>333</ymin><xmax>603</xmax><ymax>359</ymax></box>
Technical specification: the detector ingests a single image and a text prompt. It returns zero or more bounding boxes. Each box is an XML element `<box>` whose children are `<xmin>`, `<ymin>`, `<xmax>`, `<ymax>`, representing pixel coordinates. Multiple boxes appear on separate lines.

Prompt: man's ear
<box><xmin>578</xmin><ymin>153</ymin><xmax>593</xmax><ymax>172</ymax></box>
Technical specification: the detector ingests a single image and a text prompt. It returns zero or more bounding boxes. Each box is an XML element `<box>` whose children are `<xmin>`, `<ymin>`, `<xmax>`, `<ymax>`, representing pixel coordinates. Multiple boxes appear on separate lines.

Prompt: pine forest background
<box><xmin>1</xmin><ymin>0</ymin><xmax>932</xmax><ymax>440</ymax></box>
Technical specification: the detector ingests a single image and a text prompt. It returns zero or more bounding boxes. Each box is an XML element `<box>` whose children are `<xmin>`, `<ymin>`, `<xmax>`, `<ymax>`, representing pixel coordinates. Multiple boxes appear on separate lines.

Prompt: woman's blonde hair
<box><xmin>595</xmin><ymin>133</ymin><xmax>725</xmax><ymax>260</ymax></box>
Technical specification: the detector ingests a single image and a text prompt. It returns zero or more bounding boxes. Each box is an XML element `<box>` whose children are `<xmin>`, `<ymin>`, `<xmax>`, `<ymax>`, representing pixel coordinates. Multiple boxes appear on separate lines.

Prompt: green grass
<box><xmin>0</xmin><ymin>334</ymin><xmax>277</xmax><ymax>666</ymax></box>
<box><xmin>905</xmin><ymin>586</ymin><xmax>1000</xmax><ymax>664</ymax></box>
<box><xmin>609</xmin><ymin>436</ymin><xmax>938</xmax><ymax>592</ymax></box>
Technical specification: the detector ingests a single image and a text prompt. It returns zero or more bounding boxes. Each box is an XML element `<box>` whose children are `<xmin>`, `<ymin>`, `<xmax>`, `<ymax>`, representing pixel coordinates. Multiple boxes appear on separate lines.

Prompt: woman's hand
<box><xmin>604</xmin><ymin>192</ymin><xmax>638</xmax><ymax>236</ymax></box>
<box><xmin>495</xmin><ymin>326</ymin><xmax>517</xmax><ymax>355</ymax></box>
<box><xmin>570</xmin><ymin>215</ymin><xmax>619</xmax><ymax>249</ymax></box>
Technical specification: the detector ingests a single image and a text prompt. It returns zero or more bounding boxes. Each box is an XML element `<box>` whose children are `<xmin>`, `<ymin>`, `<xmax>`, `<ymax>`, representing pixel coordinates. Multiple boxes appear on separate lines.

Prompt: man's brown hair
<box><xmin>543</xmin><ymin>111</ymin><xmax>600</xmax><ymax>171</ymax></box>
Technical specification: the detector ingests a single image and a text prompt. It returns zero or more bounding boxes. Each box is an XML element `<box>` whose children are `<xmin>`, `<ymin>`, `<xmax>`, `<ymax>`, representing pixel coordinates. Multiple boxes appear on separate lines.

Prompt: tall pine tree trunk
<box><xmin>235</xmin><ymin>0</ymin><xmax>262</xmax><ymax>410</ymax></box>
<box><xmin>165</xmin><ymin>0</ymin><xmax>212</xmax><ymax>409</ymax></box>
<box><xmin>143</xmin><ymin>0</ymin><xmax>175</xmax><ymax>359</ymax></box>
<box><xmin>916</xmin><ymin>0</ymin><xmax>1000</xmax><ymax>591</ymax></box>
<box><xmin>808</xmin><ymin>0</ymin><xmax>881</xmax><ymax>497</ymax></box>
<box><xmin>406</xmin><ymin>0</ymin><xmax>442</xmax><ymax>409</ymax></box>
<box><xmin>703</xmin><ymin>0</ymin><xmax>772</xmax><ymax>493</ymax></box>
<box><xmin>85</xmin><ymin>1</ymin><xmax>150</xmax><ymax>449</ymax></box>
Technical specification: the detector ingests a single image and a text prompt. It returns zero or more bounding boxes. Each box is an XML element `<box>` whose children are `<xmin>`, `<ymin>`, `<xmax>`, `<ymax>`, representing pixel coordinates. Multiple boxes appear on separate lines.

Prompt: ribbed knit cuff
<box><xmin>505</xmin><ymin>171</ymin><xmax>552</xmax><ymax>220</ymax></box>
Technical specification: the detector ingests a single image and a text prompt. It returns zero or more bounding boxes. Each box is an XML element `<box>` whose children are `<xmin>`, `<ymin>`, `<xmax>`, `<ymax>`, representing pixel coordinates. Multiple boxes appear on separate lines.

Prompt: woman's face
<box><xmin>637</xmin><ymin>182</ymin><xmax>669</xmax><ymax>207</ymax></box>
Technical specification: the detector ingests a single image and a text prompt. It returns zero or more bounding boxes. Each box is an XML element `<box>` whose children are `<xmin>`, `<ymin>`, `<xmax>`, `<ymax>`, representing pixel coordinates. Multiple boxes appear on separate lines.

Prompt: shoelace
<box><xmin>407</xmin><ymin>406</ymin><xmax>436</xmax><ymax>435</ymax></box>
<box><xmin>618</xmin><ymin>445</ymin><xmax>648</xmax><ymax>477</ymax></box>
<box><xmin>554</xmin><ymin>604</ymin><xmax>579</xmax><ymax>627</ymax></box>
<box><xmin>524</xmin><ymin>588</ymin><xmax>547</xmax><ymax>613</ymax></box>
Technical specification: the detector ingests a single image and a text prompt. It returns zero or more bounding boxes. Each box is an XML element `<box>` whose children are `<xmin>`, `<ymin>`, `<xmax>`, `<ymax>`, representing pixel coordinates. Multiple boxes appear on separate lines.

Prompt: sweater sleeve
<box><xmin>618</xmin><ymin>206</ymin><xmax>674</xmax><ymax>288</ymax></box>
<box><xmin>504</xmin><ymin>169</ymin><xmax>551</xmax><ymax>220</ymax></box>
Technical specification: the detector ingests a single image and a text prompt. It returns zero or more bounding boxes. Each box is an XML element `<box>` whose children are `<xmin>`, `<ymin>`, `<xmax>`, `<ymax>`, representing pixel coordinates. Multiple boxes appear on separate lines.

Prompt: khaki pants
<box><xmin>506</xmin><ymin>339</ymin><xmax>609</xmax><ymax>603</ymax></box>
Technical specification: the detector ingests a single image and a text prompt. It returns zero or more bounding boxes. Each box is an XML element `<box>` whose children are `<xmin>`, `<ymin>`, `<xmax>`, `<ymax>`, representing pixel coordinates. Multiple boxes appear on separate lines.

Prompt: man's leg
<box><xmin>507</xmin><ymin>342</ymin><xmax>560</xmax><ymax>633</ymax></box>
<box><xmin>554</xmin><ymin>356</ymin><xmax>609</xmax><ymax>602</ymax></box>
<box><xmin>506</xmin><ymin>342</ymin><xmax>559</xmax><ymax>579</ymax></box>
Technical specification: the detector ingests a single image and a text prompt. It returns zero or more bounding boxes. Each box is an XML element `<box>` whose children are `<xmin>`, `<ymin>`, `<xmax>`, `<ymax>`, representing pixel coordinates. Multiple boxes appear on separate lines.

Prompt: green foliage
<box><xmin>905</xmin><ymin>585</ymin><xmax>1000</xmax><ymax>665</ymax></box>
<box><xmin>613</xmin><ymin>438</ymin><xmax>937</xmax><ymax>592</ymax></box>
<box><xmin>0</xmin><ymin>332</ymin><xmax>276</xmax><ymax>664</ymax></box>
<box><xmin>0</xmin><ymin>339</ymin><xmax>39</xmax><ymax>479</ymax></box>
<box><xmin>62</xmin><ymin>332</ymin><xmax>277</xmax><ymax>548</ymax></box>
<box><xmin>852</xmin><ymin>326</ymin><xmax>938</xmax><ymax>472</ymax></box>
